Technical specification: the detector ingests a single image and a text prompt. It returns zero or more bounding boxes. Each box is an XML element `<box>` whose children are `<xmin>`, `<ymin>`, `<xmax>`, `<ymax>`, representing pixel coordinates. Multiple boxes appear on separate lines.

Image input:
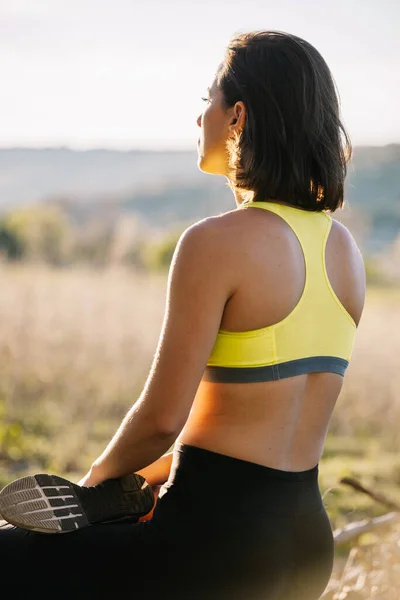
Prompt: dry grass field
<box><xmin>0</xmin><ymin>265</ymin><xmax>166</xmax><ymax>481</ymax></box>
<box><xmin>0</xmin><ymin>264</ymin><xmax>399</xmax><ymax>598</ymax></box>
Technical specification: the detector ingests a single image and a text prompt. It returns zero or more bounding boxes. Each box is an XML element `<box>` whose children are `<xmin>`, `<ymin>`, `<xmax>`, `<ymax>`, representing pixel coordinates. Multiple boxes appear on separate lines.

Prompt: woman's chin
<box><xmin>197</xmin><ymin>153</ymin><xmax>224</xmax><ymax>176</ymax></box>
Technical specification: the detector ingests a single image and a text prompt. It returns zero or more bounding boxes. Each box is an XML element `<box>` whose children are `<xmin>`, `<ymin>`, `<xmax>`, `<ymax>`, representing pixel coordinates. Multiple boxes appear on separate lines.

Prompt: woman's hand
<box><xmin>77</xmin><ymin>449</ymin><xmax>173</xmax><ymax>494</ymax></box>
<box><xmin>77</xmin><ymin>451</ymin><xmax>173</xmax><ymax>489</ymax></box>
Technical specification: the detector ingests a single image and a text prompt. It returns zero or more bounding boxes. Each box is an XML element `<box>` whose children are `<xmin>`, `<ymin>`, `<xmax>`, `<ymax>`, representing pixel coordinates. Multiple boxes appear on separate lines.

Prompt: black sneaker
<box><xmin>0</xmin><ymin>473</ymin><xmax>155</xmax><ymax>534</ymax></box>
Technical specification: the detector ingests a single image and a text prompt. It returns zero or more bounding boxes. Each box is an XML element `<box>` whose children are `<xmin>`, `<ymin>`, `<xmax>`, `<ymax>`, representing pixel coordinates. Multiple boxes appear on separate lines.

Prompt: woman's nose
<box><xmin>196</xmin><ymin>113</ymin><xmax>202</xmax><ymax>127</ymax></box>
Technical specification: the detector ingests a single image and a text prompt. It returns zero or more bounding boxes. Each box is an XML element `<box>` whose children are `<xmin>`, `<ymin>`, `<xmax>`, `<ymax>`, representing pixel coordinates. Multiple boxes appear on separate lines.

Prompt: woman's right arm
<box><xmin>136</xmin><ymin>450</ymin><xmax>174</xmax><ymax>487</ymax></box>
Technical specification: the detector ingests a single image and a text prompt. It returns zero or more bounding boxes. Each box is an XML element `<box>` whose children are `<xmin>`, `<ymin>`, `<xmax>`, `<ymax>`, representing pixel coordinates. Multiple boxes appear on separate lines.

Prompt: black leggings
<box><xmin>0</xmin><ymin>443</ymin><xmax>334</xmax><ymax>599</ymax></box>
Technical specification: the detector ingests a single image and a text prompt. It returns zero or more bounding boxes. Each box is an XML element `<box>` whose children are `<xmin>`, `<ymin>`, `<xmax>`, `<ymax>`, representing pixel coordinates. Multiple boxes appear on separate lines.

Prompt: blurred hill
<box><xmin>0</xmin><ymin>144</ymin><xmax>399</xmax><ymax>251</ymax></box>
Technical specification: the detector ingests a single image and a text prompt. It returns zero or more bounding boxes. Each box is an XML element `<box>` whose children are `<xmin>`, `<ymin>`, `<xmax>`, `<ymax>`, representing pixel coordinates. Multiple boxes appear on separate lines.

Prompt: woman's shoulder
<box><xmin>175</xmin><ymin>207</ymin><xmax>285</xmax><ymax>286</ymax></box>
<box><xmin>182</xmin><ymin>206</ymin><xmax>278</xmax><ymax>246</ymax></box>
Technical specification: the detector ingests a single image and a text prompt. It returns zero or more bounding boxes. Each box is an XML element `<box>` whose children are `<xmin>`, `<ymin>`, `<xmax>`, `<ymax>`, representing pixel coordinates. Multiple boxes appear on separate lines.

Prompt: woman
<box><xmin>0</xmin><ymin>30</ymin><xmax>365</xmax><ymax>599</ymax></box>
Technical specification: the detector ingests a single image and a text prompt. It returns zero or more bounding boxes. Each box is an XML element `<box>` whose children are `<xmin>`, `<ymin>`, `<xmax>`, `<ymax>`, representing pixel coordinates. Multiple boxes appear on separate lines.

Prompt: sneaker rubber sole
<box><xmin>0</xmin><ymin>473</ymin><xmax>155</xmax><ymax>534</ymax></box>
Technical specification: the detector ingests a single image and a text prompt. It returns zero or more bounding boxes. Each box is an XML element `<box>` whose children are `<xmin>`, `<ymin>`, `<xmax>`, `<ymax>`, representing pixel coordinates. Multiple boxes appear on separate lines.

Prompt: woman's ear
<box><xmin>228</xmin><ymin>101</ymin><xmax>246</xmax><ymax>136</ymax></box>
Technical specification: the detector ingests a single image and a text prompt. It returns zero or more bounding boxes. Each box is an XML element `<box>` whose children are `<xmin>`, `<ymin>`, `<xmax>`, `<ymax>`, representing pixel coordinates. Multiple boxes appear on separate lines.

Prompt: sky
<box><xmin>0</xmin><ymin>0</ymin><xmax>399</xmax><ymax>150</ymax></box>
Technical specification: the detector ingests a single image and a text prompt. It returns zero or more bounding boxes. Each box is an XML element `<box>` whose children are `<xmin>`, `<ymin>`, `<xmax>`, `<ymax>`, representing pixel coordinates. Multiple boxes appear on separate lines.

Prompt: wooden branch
<box><xmin>333</xmin><ymin>510</ymin><xmax>400</xmax><ymax>545</ymax></box>
<box><xmin>340</xmin><ymin>476</ymin><xmax>400</xmax><ymax>511</ymax></box>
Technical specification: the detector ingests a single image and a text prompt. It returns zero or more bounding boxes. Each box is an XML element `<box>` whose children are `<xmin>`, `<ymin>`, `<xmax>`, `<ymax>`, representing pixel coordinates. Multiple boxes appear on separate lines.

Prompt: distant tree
<box><xmin>0</xmin><ymin>204</ymin><xmax>71</xmax><ymax>264</ymax></box>
<box><xmin>0</xmin><ymin>222</ymin><xmax>24</xmax><ymax>259</ymax></box>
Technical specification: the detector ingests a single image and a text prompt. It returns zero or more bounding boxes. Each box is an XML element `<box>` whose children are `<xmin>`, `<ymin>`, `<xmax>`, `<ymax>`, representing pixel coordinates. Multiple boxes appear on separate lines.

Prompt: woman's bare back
<box><xmin>178</xmin><ymin>205</ymin><xmax>366</xmax><ymax>471</ymax></box>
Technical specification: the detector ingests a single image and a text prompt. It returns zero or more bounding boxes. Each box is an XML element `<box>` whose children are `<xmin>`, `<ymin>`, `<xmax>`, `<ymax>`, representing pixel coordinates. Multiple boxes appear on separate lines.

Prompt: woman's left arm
<box><xmin>83</xmin><ymin>217</ymin><xmax>235</xmax><ymax>486</ymax></box>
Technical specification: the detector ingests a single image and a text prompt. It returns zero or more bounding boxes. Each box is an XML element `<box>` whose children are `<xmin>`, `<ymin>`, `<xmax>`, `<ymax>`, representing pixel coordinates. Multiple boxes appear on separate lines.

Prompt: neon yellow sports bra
<box><xmin>203</xmin><ymin>201</ymin><xmax>357</xmax><ymax>384</ymax></box>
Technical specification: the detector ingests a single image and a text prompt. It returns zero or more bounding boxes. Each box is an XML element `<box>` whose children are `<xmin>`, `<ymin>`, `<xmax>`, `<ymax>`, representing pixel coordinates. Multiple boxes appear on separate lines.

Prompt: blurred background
<box><xmin>0</xmin><ymin>1</ymin><xmax>399</xmax><ymax>596</ymax></box>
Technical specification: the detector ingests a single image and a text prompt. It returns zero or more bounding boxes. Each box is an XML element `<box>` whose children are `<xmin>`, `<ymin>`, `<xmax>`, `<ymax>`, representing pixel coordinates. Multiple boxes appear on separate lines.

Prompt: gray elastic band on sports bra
<box><xmin>203</xmin><ymin>356</ymin><xmax>349</xmax><ymax>383</ymax></box>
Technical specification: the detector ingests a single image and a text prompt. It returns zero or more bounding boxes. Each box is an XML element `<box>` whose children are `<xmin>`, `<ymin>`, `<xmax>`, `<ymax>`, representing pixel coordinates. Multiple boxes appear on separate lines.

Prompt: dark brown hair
<box><xmin>217</xmin><ymin>30</ymin><xmax>352</xmax><ymax>212</ymax></box>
